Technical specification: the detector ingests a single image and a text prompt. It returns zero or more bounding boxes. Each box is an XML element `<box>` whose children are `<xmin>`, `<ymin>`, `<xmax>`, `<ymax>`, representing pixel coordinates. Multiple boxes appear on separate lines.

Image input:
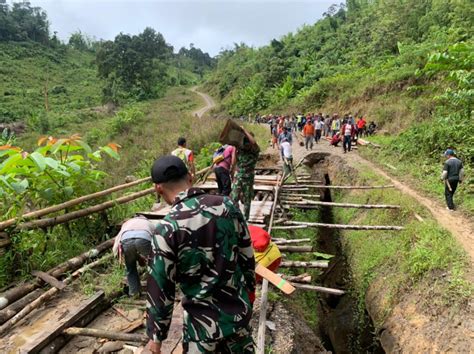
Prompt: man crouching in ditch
<box><xmin>144</xmin><ymin>155</ymin><xmax>256</xmax><ymax>353</ymax></box>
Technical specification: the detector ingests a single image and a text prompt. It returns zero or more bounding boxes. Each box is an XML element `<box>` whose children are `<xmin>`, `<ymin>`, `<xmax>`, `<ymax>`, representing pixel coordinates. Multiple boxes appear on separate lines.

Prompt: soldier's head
<box><xmin>151</xmin><ymin>155</ymin><xmax>193</xmax><ymax>204</ymax></box>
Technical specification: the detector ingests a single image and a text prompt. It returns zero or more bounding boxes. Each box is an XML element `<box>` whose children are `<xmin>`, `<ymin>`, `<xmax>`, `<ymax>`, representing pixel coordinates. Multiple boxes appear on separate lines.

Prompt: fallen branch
<box><xmin>64</xmin><ymin>327</ymin><xmax>148</xmax><ymax>343</ymax></box>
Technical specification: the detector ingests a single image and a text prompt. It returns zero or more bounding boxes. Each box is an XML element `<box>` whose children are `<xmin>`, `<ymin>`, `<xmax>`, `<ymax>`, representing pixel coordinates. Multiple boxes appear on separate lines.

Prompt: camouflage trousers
<box><xmin>182</xmin><ymin>326</ymin><xmax>254</xmax><ymax>353</ymax></box>
<box><xmin>231</xmin><ymin>175</ymin><xmax>255</xmax><ymax>220</ymax></box>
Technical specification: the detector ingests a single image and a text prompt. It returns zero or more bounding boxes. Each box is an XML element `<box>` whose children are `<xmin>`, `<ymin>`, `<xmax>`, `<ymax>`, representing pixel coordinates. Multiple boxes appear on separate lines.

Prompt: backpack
<box><xmin>212</xmin><ymin>145</ymin><xmax>228</xmax><ymax>164</ymax></box>
<box><xmin>172</xmin><ymin>147</ymin><xmax>190</xmax><ymax>168</ymax></box>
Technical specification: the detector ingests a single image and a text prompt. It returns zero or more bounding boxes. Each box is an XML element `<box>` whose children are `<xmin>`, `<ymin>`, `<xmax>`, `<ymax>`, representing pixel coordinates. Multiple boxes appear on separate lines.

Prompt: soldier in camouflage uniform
<box><xmin>231</xmin><ymin>130</ymin><xmax>260</xmax><ymax>220</ymax></box>
<box><xmin>145</xmin><ymin>155</ymin><xmax>256</xmax><ymax>354</ymax></box>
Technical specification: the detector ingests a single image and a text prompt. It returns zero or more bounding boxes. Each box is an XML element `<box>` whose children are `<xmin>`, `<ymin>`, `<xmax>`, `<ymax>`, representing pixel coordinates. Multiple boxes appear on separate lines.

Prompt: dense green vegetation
<box><xmin>206</xmin><ymin>0</ymin><xmax>473</xmax><ymax>213</ymax></box>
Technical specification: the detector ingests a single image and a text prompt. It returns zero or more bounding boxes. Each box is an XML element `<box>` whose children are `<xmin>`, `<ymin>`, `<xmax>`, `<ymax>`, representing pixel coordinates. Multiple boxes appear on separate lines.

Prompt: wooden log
<box><xmin>0</xmin><ymin>238</ymin><xmax>114</xmax><ymax>312</ymax></box>
<box><xmin>0</xmin><ymin>288</ymin><xmax>44</xmax><ymax>324</ymax></box>
<box><xmin>282</xmin><ymin>185</ymin><xmax>322</xmax><ymax>188</ymax></box>
<box><xmin>17</xmin><ymin>188</ymin><xmax>154</xmax><ymax>230</ymax></box>
<box><xmin>284</xmin><ymin>180</ymin><xmax>322</xmax><ymax>184</ymax></box>
<box><xmin>0</xmin><ymin>254</ymin><xmax>113</xmax><ymax>336</ymax></box>
<box><xmin>414</xmin><ymin>213</ymin><xmax>425</xmax><ymax>223</ymax></box>
<box><xmin>272</xmin><ymin>225</ymin><xmax>308</xmax><ymax>230</ymax></box>
<box><xmin>18</xmin><ymin>291</ymin><xmax>106</xmax><ymax>353</ymax></box>
<box><xmin>279</xmin><ymin>221</ymin><xmax>404</xmax><ymax>231</ymax></box>
<box><xmin>281</xmin><ymin>274</ymin><xmax>312</xmax><ymax>284</ymax></box>
<box><xmin>277</xmin><ymin>245</ymin><xmax>313</xmax><ymax>252</ymax></box>
<box><xmin>64</xmin><ymin>327</ymin><xmax>148</xmax><ymax>343</ymax></box>
<box><xmin>0</xmin><ymin>177</ymin><xmax>152</xmax><ymax>231</ymax></box>
<box><xmin>280</xmin><ymin>260</ymin><xmax>329</xmax><ymax>269</ymax></box>
<box><xmin>292</xmin><ymin>283</ymin><xmax>345</xmax><ymax>295</ymax></box>
<box><xmin>282</xmin><ymin>204</ymin><xmax>320</xmax><ymax>210</ymax></box>
<box><xmin>273</xmin><ymin>238</ymin><xmax>311</xmax><ymax>245</ymax></box>
<box><xmin>287</xmin><ymin>200</ymin><xmax>401</xmax><ymax>209</ymax></box>
<box><xmin>32</xmin><ymin>270</ymin><xmax>66</xmax><ymax>290</ymax></box>
<box><xmin>256</xmin><ymin>279</ymin><xmax>269</xmax><ymax>354</ymax></box>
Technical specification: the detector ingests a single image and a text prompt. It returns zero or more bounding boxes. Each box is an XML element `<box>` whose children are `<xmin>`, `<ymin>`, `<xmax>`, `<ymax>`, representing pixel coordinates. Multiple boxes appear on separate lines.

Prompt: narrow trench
<box><xmin>308</xmin><ymin>155</ymin><xmax>384</xmax><ymax>353</ymax></box>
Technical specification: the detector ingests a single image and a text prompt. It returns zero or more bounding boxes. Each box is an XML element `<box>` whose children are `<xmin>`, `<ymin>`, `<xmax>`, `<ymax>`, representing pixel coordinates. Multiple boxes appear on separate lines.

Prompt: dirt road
<box><xmin>190</xmin><ymin>87</ymin><xmax>216</xmax><ymax>118</ymax></box>
<box><xmin>280</xmin><ymin>133</ymin><xmax>474</xmax><ymax>269</ymax></box>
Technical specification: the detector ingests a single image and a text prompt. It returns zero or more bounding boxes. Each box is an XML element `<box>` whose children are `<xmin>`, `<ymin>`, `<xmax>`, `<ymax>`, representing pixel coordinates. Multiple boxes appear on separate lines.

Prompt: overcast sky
<box><xmin>29</xmin><ymin>0</ymin><xmax>335</xmax><ymax>56</ymax></box>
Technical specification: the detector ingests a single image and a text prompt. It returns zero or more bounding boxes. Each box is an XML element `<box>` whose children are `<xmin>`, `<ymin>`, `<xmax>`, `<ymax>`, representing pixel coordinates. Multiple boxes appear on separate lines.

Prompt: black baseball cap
<box><xmin>151</xmin><ymin>155</ymin><xmax>188</xmax><ymax>183</ymax></box>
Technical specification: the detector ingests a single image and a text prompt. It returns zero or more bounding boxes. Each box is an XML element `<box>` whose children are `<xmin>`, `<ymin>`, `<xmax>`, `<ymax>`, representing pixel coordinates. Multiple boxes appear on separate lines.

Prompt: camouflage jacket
<box><xmin>236</xmin><ymin>144</ymin><xmax>260</xmax><ymax>178</ymax></box>
<box><xmin>146</xmin><ymin>188</ymin><xmax>256</xmax><ymax>343</ymax></box>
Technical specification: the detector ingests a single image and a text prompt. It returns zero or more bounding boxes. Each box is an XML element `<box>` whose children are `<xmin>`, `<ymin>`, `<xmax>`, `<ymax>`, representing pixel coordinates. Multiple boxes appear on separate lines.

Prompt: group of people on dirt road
<box><xmin>267</xmin><ymin>112</ymin><xmax>377</xmax><ymax>175</ymax></box>
<box><xmin>114</xmin><ymin>125</ymin><xmax>264</xmax><ymax>353</ymax></box>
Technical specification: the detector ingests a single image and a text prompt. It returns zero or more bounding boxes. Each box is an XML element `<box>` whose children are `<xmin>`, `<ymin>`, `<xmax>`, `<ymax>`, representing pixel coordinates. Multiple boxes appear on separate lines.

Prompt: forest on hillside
<box><xmin>0</xmin><ymin>0</ymin><xmax>215</xmax><ymax>124</ymax></box>
<box><xmin>206</xmin><ymin>0</ymin><xmax>473</xmax><ymax>163</ymax></box>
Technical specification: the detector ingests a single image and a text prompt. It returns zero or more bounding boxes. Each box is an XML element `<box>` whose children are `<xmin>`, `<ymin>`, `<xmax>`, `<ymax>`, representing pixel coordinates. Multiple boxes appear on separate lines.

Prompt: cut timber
<box><xmin>255</xmin><ymin>264</ymin><xmax>295</xmax><ymax>295</ymax></box>
<box><xmin>0</xmin><ymin>254</ymin><xmax>113</xmax><ymax>336</ymax></box>
<box><xmin>285</xmin><ymin>200</ymin><xmax>400</xmax><ymax>209</ymax></box>
<box><xmin>31</xmin><ymin>271</ymin><xmax>66</xmax><ymax>290</ymax></box>
<box><xmin>18</xmin><ymin>291</ymin><xmax>105</xmax><ymax>353</ymax></box>
<box><xmin>64</xmin><ymin>327</ymin><xmax>148</xmax><ymax>343</ymax></box>
<box><xmin>0</xmin><ymin>238</ymin><xmax>114</xmax><ymax>312</ymax></box>
<box><xmin>0</xmin><ymin>177</ymin><xmax>152</xmax><ymax>231</ymax></box>
<box><xmin>277</xmin><ymin>245</ymin><xmax>312</xmax><ymax>252</ymax></box>
<box><xmin>279</xmin><ymin>221</ymin><xmax>404</xmax><ymax>231</ymax></box>
<box><xmin>293</xmin><ymin>283</ymin><xmax>345</xmax><ymax>295</ymax></box>
<box><xmin>0</xmin><ymin>289</ymin><xmax>44</xmax><ymax>324</ymax></box>
<box><xmin>17</xmin><ymin>188</ymin><xmax>155</xmax><ymax>231</ymax></box>
<box><xmin>280</xmin><ymin>260</ymin><xmax>329</xmax><ymax>269</ymax></box>
<box><xmin>273</xmin><ymin>238</ymin><xmax>311</xmax><ymax>245</ymax></box>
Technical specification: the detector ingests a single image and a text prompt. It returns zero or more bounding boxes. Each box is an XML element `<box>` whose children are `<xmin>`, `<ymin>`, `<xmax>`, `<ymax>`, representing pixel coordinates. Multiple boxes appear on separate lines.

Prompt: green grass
<box><xmin>0</xmin><ymin>42</ymin><xmax>102</xmax><ymax>123</ymax></box>
<box><xmin>333</xmin><ymin>167</ymin><xmax>472</xmax><ymax>323</ymax></box>
<box><xmin>358</xmin><ymin>135</ymin><xmax>474</xmax><ymax>215</ymax></box>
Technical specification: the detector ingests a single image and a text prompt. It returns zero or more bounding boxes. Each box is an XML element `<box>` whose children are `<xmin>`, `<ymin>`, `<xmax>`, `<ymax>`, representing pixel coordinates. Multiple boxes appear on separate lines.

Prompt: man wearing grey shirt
<box><xmin>441</xmin><ymin>149</ymin><xmax>464</xmax><ymax>211</ymax></box>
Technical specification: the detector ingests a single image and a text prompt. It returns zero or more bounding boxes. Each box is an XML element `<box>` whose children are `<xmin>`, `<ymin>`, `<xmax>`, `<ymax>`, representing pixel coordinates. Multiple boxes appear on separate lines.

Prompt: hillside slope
<box><xmin>206</xmin><ymin>0</ymin><xmax>473</xmax><ymax>213</ymax></box>
<box><xmin>0</xmin><ymin>42</ymin><xmax>101</xmax><ymax>123</ymax></box>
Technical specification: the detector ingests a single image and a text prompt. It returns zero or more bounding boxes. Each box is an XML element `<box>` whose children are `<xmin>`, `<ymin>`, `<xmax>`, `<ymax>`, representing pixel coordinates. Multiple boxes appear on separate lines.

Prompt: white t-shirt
<box><xmin>344</xmin><ymin>123</ymin><xmax>352</xmax><ymax>136</ymax></box>
<box><xmin>315</xmin><ymin>121</ymin><xmax>324</xmax><ymax>130</ymax></box>
<box><xmin>280</xmin><ymin>141</ymin><xmax>292</xmax><ymax>159</ymax></box>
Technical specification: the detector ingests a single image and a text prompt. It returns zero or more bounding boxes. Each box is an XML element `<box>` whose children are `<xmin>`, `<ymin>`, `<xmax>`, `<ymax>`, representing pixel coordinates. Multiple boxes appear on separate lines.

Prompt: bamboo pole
<box><xmin>0</xmin><ymin>254</ymin><xmax>113</xmax><ymax>336</ymax></box>
<box><xmin>273</xmin><ymin>238</ymin><xmax>311</xmax><ymax>245</ymax></box>
<box><xmin>0</xmin><ymin>238</ymin><xmax>114</xmax><ymax>312</ymax></box>
<box><xmin>278</xmin><ymin>221</ymin><xmax>404</xmax><ymax>231</ymax></box>
<box><xmin>286</xmin><ymin>200</ymin><xmax>400</xmax><ymax>209</ymax></box>
<box><xmin>17</xmin><ymin>188</ymin><xmax>154</xmax><ymax>231</ymax></box>
<box><xmin>289</xmin><ymin>185</ymin><xmax>395</xmax><ymax>190</ymax></box>
<box><xmin>0</xmin><ymin>178</ymin><xmax>152</xmax><ymax>231</ymax></box>
<box><xmin>280</xmin><ymin>260</ymin><xmax>329</xmax><ymax>269</ymax></box>
<box><xmin>256</xmin><ymin>173</ymin><xmax>282</xmax><ymax>354</ymax></box>
<box><xmin>292</xmin><ymin>283</ymin><xmax>345</xmax><ymax>295</ymax></box>
<box><xmin>256</xmin><ymin>278</ymin><xmax>269</xmax><ymax>354</ymax></box>
<box><xmin>280</xmin><ymin>193</ymin><xmax>320</xmax><ymax>198</ymax></box>
<box><xmin>277</xmin><ymin>245</ymin><xmax>313</xmax><ymax>252</ymax></box>
<box><xmin>64</xmin><ymin>327</ymin><xmax>148</xmax><ymax>343</ymax></box>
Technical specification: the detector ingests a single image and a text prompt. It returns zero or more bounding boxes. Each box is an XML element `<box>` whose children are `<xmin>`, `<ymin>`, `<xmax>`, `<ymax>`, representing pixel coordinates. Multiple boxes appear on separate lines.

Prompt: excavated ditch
<box><xmin>304</xmin><ymin>152</ymin><xmax>383</xmax><ymax>353</ymax></box>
